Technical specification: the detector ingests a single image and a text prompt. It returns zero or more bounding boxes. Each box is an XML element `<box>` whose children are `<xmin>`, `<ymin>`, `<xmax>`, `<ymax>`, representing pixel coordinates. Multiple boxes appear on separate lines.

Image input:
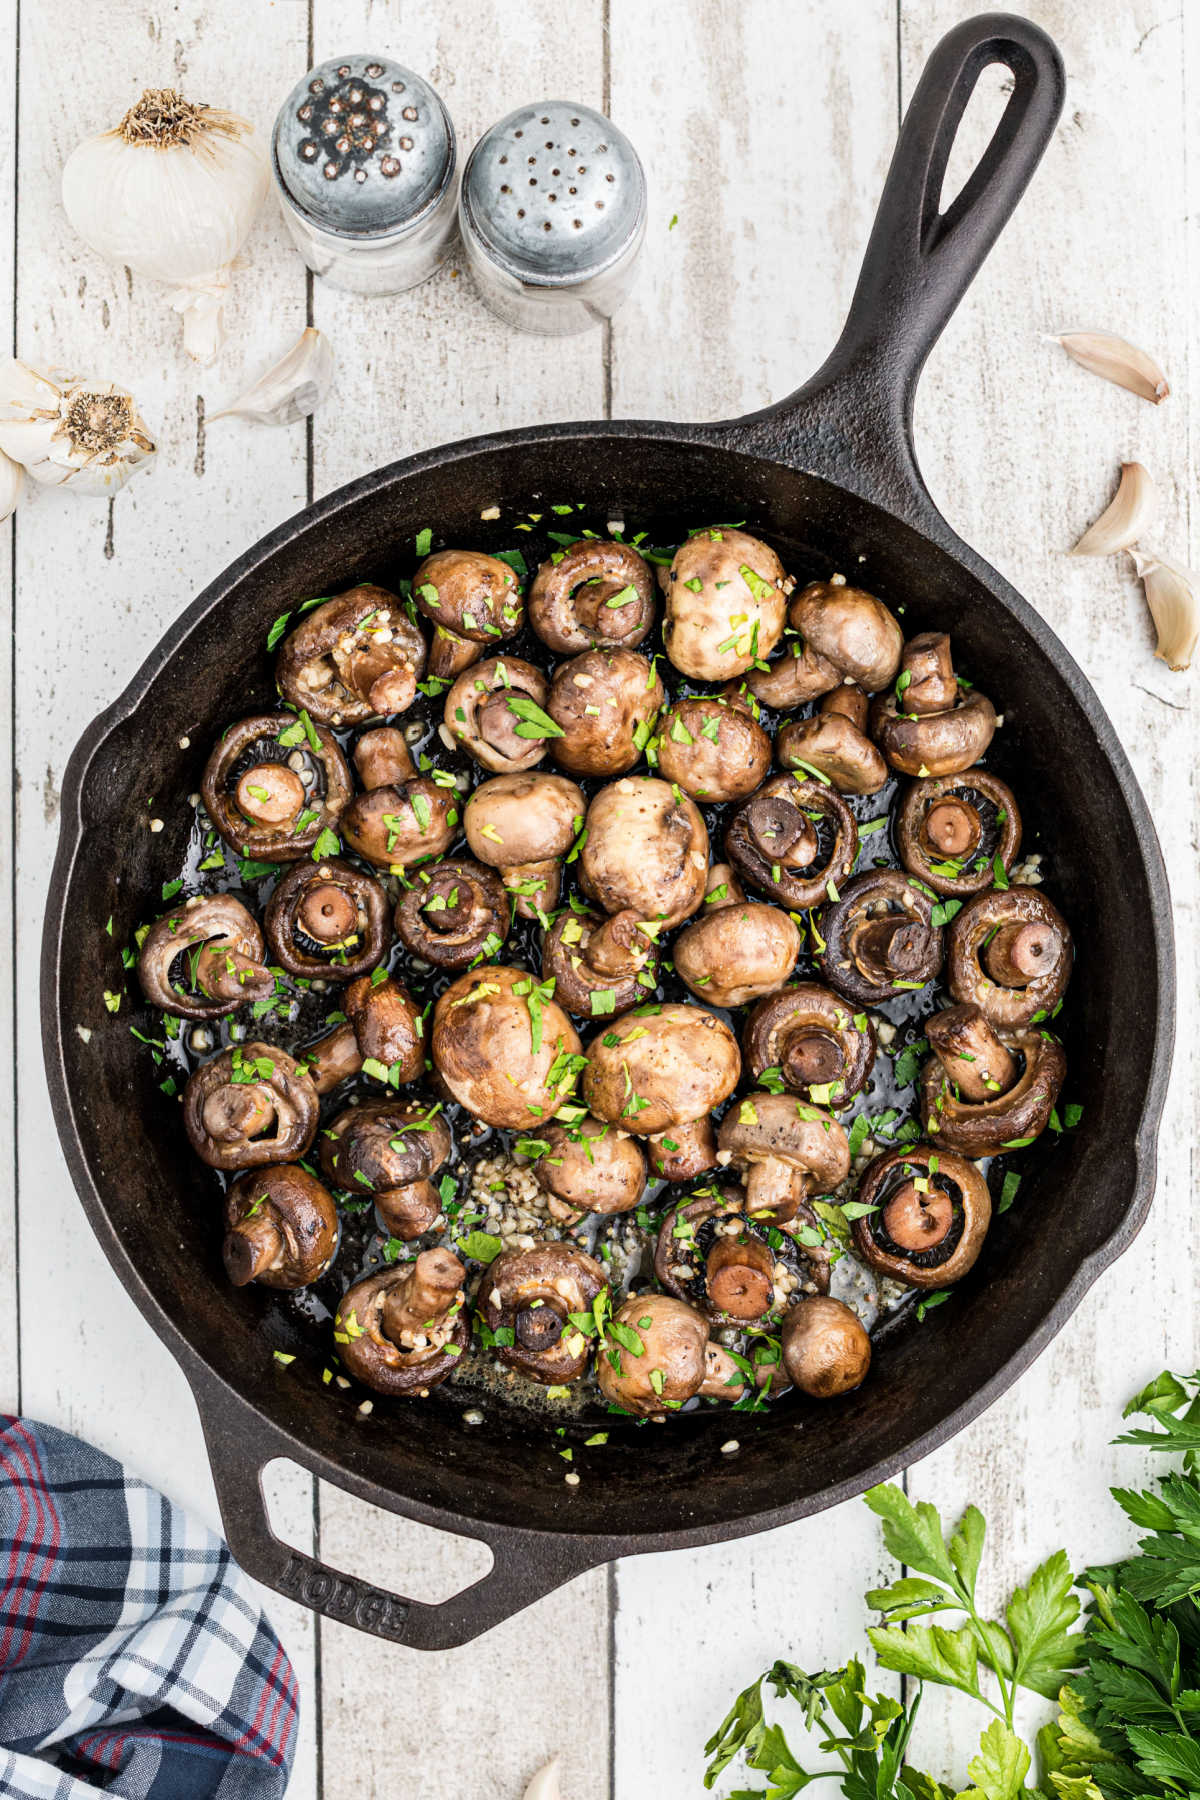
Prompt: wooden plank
<box><xmin>0</xmin><ymin>0</ymin><xmax>17</xmax><ymax>1407</ymax></box>
<box><xmin>11</xmin><ymin>8</ymin><xmax>319</xmax><ymax>1793</ymax></box>
<box><xmin>606</xmin><ymin>2</ymin><xmax>901</xmax><ymax>1792</ymax></box>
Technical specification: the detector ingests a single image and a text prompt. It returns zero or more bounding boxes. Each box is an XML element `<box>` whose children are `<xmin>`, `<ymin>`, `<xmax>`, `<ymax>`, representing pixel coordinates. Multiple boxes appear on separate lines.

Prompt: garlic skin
<box><xmin>1131</xmin><ymin>548</ymin><xmax>1198</xmax><ymax>673</ymax></box>
<box><xmin>0</xmin><ymin>360</ymin><xmax>156</xmax><ymax>495</ymax></box>
<box><xmin>61</xmin><ymin>89</ymin><xmax>269</xmax><ymax>364</ymax></box>
<box><xmin>1048</xmin><ymin>330</ymin><xmax>1170</xmax><ymax>404</ymax></box>
<box><xmin>0</xmin><ymin>446</ymin><xmax>23</xmax><ymax>520</ymax></box>
<box><xmin>522</xmin><ymin>1759</ymin><xmax>564</xmax><ymax>1800</ymax></box>
<box><xmin>209</xmin><ymin>327</ymin><xmax>334</xmax><ymax>426</ymax></box>
<box><xmin>1071</xmin><ymin>462</ymin><xmax>1157</xmax><ymax>556</ymax></box>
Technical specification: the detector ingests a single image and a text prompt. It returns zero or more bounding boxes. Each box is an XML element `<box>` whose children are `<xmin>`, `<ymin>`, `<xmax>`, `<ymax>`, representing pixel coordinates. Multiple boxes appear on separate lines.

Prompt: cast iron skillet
<box><xmin>43</xmin><ymin>13</ymin><xmax>1174</xmax><ymax>1648</ymax></box>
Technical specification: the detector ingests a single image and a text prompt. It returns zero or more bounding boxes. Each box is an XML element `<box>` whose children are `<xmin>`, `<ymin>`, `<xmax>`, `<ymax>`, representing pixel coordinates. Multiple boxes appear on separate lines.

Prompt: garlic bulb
<box><xmin>210</xmin><ymin>328</ymin><xmax>334</xmax><ymax>426</ymax></box>
<box><xmin>0</xmin><ymin>446</ymin><xmax>23</xmax><ymax>520</ymax></box>
<box><xmin>0</xmin><ymin>360</ymin><xmax>156</xmax><ymax>495</ymax></box>
<box><xmin>62</xmin><ymin>89</ymin><xmax>269</xmax><ymax>364</ymax></box>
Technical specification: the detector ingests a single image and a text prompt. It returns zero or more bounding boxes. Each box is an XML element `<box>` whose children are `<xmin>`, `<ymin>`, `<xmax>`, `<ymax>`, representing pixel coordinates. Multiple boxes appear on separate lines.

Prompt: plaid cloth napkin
<box><xmin>0</xmin><ymin>1415</ymin><xmax>299</xmax><ymax>1798</ymax></box>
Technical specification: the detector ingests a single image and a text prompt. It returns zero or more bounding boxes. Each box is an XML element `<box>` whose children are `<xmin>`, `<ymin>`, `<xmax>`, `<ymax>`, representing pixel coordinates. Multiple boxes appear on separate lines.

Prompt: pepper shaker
<box><xmin>272</xmin><ymin>54</ymin><xmax>457</xmax><ymax>296</ymax></box>
<box><xmin>459</xmin><ymin>101</ymin><xmax>646</xmax><ymax>335</ymax></box>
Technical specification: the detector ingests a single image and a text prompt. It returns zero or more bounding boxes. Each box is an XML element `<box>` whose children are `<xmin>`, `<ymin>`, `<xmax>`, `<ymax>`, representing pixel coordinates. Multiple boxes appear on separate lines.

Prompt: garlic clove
<box><xmin>209</xmin><ymin>327</ymin><xmax>334</xmax><ymax>426</ymax></box>
<box><xmin>1048</xmin><ymin>330</ymin><xmax>1170</xmax><ymax>403</ymax></box>
<box><xmin>1131</xmin><ymin>548</ymin><xmax>1198</xmax><ymax>672</ymax></box>
<box><xmin>0</xmin><ymin>446</ymin><xmax>23</xmax><ymax>520</ymax></box>
<box><xmin>523</xmin><ymin>1757</ymin><xmax>564</xmax><ymax>1800</ymax></box>
<box><xmin>0</xmin><ymin>358</ymin><xmax>156</xmax><ymax>496</ymax></box>
<box><xmin>1070</xmin><ymin>461</ymin><xmax>1157</xmax><ymax>556</ymax></box>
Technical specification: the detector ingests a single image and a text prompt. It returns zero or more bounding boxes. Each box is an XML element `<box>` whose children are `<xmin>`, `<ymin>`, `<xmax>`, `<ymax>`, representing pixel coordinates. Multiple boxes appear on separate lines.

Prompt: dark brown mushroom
<box><xmin>817</xmin><ymin>869</ymin><xmax>945</xmax><ymax>1006</ymax></box>
<box><xmin>263</xmin><ymin>857</ymin><xmax>391</xmax><ymax>980</ymax></box>
<box><xmin>647</xmin><ymin>1117</ymin><xmax>719</xmax><ymax>1182</ymax></box>
<box><xmin>546</xmin><ymin>647</ymin><xmax>664</xmax><ymax>778</ymax></box>
<box><xmin>223</xmin><ymin>1165</ymin><xmax>338</xmax><ymax>1289</ymax></box>
<box><xmin>201</xmin><ymin>713</ymin><xmax>352</xmax><ymax>862</ymax></box>
<box><xmin>444</xmin><ymin>655</ymin><xmax>553</xmax><ymax>775</ymax></box>
<box><xmin>579</xmin><ymin>776</ymin><xmax>709</xmax><ymax>929</ymax></box>
<box><xmin>320</xmin><ymin>1096</ymin><xmax>451</xmax><ymax>1239</ymax></box>
<box><xmin>655</xmin><ymin>1188</ymin><xmax>828</xmax><ymax>1326</ymax></box>
<box><xmin>896</xmin><ymin>771</ymin><xmax>1022</xmax><ymax>898</ymax></box>
<box><xmin>851</xmin><ymin>1143</ymin><xmax>992</xmax><ymax>1287</ymax></box>
<box><xmin>947</xmin><ymin>886</ymin><xmax>1072</xmax><ymax>1029</ymax></box>
<box><xmin>659</xmin><ymin>528</ymin><xmax>789</xmax><ymax>681</ymax></box>
<box><xmin>870</xmin><ymin>634</ymin><xmax>997</xmax><ymax>776</ymax></box>
<box><xmin>138</xmin><ymin>893</ymin><xmax>274</xmax><ymax>1020</ymax></box>
<box><xmin>717</xmin><ymin>1092</ymin><xmax>851</xmax><ymax>1224</ymax></box>
<box><xmin>302</xmin><ymin>974</ymin><xmax>425</xmax><ymax>1097</ymax></box>
<box><xmin>787</xmin><ymin>578</ymin><xmax>904</xmax><ymax>692</ymax></box>
<box><xmin>340</xmin><ymin>776</ymin><xmax>459</xmax><ymax>872</ymax></box>
<box><xmin>583</xmin><ymin>1004</ymin><xmax>740</xmax><ymax>1136</ymax></box>
<box><xmin>746</xmin><ymin>638</ymin><xmax>842</xmax><ymax>709</ymax></box>
<box><xmin>777</xmin><ymin>710</ymin><xmax>888</xmax><ymax>795</ymax></box>
<box><xmin>275</xmin><ymin>584</ymin><xmax>427</xmax><ymax>725</ymax></box>
<box><xmin>431</xmin><ymin>965</ymin><xmax>582</xmax><ymax>1129</ymax></box>
<box><xmin>463</xmin><ymin>770</ymin><xmax>585</xmax><ymax>919</ymax></box>
<box><xmin>531</xmin><ymin>1116</ymin><xmax>647</xmax><ymax>1222</ymax></box>
<box><xmin>335</xmin><ymin>1249</ymin><xmax>468</xmax><ymax>1395</ymax></box>
<box><xmin>413</xmin><ymin>549</ymin><xmax>523</xmax><ymax>681</ymax></box>
<box><xmin>595</xmin><ymin>1293</ymin><xmax>746</xmax><ymax>1416</ymax></box>
<box><xmin>395</xmin><ymin>857</ymin><xmax>511</xmax><ymax>969</ymax></box>
<box><xmin>920</xmin><ymin>1002</ymin><xmax>1066</xmax><ymax>1156</ymax></box>
<box><xmin>183</xmin><ymin>1042</ymin><xmax>319</xmax><ymax>1171</ymax></box>
<box><xmin>655</xmin><ymin>690</ymin><xmax>772</xmax><ymax>802</ymax></box>
<box><xmin>528</xmin><ymin>538</ymin><xmax>655</xmax><ymax>654</ymax></box>
<box><xmin>674</xmin><ymin>873</ymin><xmax>801</xmax><ymax>1008</ymax></box>
<box><xmin>743</xmin><ymin>983</ymin><xmax>876</xmax><ymax>1107</ymax></box>
<box><xmin>476</xmin><ymin>1241</ymin><xmax>607</xmax><ymax>1385</ymax></box>
<box><xmin>725</xmin><ymin>773</ymin><xmax>858</xmax><ymax>912</ymax></box>
<box><xmin>542</xmin><ymin>904</ymin><xmax>660</xmax><ymax>1018</ymax></box>
<box><xmin>780</xmin><ymin>1297</ymin><xmax>871</xmax><ymax>1398</ymax></box>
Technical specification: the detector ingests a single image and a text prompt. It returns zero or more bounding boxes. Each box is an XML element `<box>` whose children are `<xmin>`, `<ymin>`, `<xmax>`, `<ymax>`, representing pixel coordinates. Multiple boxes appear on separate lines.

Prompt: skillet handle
<box><xmin>731</xmin><ymin>12</ymin><xmax>1065</xmax><ymax>502</ymax></box>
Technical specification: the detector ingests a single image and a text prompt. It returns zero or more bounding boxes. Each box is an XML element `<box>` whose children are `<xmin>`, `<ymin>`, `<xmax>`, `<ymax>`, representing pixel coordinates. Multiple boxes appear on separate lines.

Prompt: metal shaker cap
<box><xmin>273</xmin><ymin>54</ymin><xmax>455</xmax><ymax>238</ymax></box>
<box><xmin>461</xmin><ymin>100</ymin><xmax>645</xmax><ymax>284</ymax></box>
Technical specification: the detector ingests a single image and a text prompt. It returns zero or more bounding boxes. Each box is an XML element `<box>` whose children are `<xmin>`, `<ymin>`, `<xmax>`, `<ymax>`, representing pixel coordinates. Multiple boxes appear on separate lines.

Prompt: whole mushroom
<box><xmin>579</xmin><ymin>777</ymin><xmax>709</xmax><ymax>930</ymax></box>
<box><xmin>201</xmin><ymin>713</ymin><xmax>352</xmax><ymax>863</ymax></box>
<box><xmin>596</xmin><ymin>1293</ymin><xmax>747</xmax><ymax>1417</ymax></box>
<box><xmin>776</xmin><ymin>704</ymin><xmax>888</xmax><ymax>795</ymax></box>
<box><xmin>432</xmin><ymin>966</ymin><xmax>582</xmax><ymax>1129</ymax></box>
<box><xmin>138</xmin><ymin>893</ymin><xmax>274</xmax><ymax>1019</ymax></box>
<box><xmin>717</xmin><ymin>1092</ymin><xmax>851</xmax><ymax>1223</ymax></box>
<box><xmin>531</xmin><ymin>1117</ymin><xmax>647</xmax><ymax>1222</ymax></box>
<box><xmin>897</xmin><ymin>771</ymin><xmax>1022</xmax><ymax>897</ymax></box>
<box><xmin>660</xmin><ymin>527</ymin><xmax>789</xmax><ymax>681</ymax></box>
<box><xmin>444</xmin><ymin>655</ymin><xmax>555</xmax><ymax>775</ymax></box>
<box><xmin>339</xmin><ymin>752</ymin><xmax>459</xmax><ymax>871</ymax></box>
<box><xmin>817</xmin><ymin>869</ymin><xmax>944</xmax><ymax>1006</ymax></box>
<box><xmin>335</xmin><ymin>1248</ymin><xmax>468</xmax><ymax>1395</ymax></box>
<box><xmin>851</xmin><ymin>1143</ymin><xmax>992</xmax><ymax>1287</ymax></box>
<box><xmin>742</xmin><ymin>983</ymin><xmax>876</xmax><ymax>1107</ymax></box>
<box><xmin>413</xmin><ymin>548</ymin><xmax>523</xmax><ymax>681</ymax></box>
<box><xmin>264</xmin><ymin>856</ymin><xmax>391</xmax><ymax>980</ymax></box>
<box><xmin>870</xmin><ymin>633</ymin><xmax>997</xmax><ymax>776</ymax></box>
<box><xmin>947</xmin><ymin>886</ymin><xmax>1072</xmax><ymax>1029</ymax></box>
<box><xmin>183</xmin><ymin>1042</ymin><xmax>319</xmax><ymax>1171</ymax></box>
<box><xmin>780</xmin><ymin>1297</ymin><xmax>871</xmax><ymax>1398</ymax></box>
<box><xmin>276</xmin><ymin>584</ymin><xmax>427</xmax><ymax>725</ymax></box>
<box><xmin>583</xmin><ymin>1004</ymin><xmax>740</xmax><ymax>1136</ymax></box>
<box><xmin>546</xmin><ymin>647</ymin><xmax>664</xmax><ymax>778</ymax></box>
<box><xmin>223</xmin><ymin>1165</ymin><xmax>338</xmax><ymax>1289</ymax></box>
<box><xmin>476</xmin><ymin>1240</ymin><xmax>608</xmax><ymax>1384</ymax></box>
<box><xmin>673</xmin><ymin>868</ymin><xmax>801</xmax><ymax>1008</ymax></box>
<box><xmin>463</xmin><ymin>770</ymin><xmax>585</xmax><ymax>919</ymax></box>
<box><xmin>920</xmin><ymin>1002</ymin><xmax>1066</xmax><ymax>1156</ymax></box>
<box><xmin>528</xmin><ymin>537</ymin><xmax>655</xmax><ymax>654</ymax></box>
<box><xmin>395</xmin><ymin>857</ymin><xmax>511</xmax><ymax>968</ymax></box>
<box><xmin>655</xmin><ymin>689</ymin><xmax>771</xmax><ymax>802</ymax></box>
<box><xmin>301</xmin><ymin>973</ymin><xmax>424</xmax><ymax>1095</ymax></box>
<box><xmin>542</xmin><ymin>904</ymin><xmax>659</xmax><ymax>1018</ymax></box>
<box><xmin>725</xmin><ymin>773</ymin><xmax>858</xmax><ymax>912</ymax></box>
<box><xmin>785</xmin><ymin>576</ymin><xmax>903</xmax><ymax>692</ymax></box>
<box><xmin>320</xmin><ymin>1097</ymin><xmax>451</xmax><ymax>1239</ymax></box>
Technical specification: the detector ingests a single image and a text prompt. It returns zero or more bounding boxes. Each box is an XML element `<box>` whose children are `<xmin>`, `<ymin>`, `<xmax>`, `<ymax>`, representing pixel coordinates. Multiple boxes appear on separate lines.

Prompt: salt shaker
<box><xmin>459</xmin><ymin>101</ymin><xmax>646</xmax><ymax>335</ymax></box>
<box><xmin>272</xmin><ymin>54</ymin><xmax>458</xmax><ymax>296</ymax></box>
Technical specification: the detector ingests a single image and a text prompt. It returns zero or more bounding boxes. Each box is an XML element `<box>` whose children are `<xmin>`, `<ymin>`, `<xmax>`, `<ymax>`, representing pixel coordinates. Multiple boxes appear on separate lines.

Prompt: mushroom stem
<box><xmin>501</xmin><ymin>857</ymin><xmax>561</xmax><ymax>919</ymax></box>
<box><xmin>902</xmin><ymin>632</ymin><xmax>958</xmax><ymax>715</ymax></box>
<box><xmin>380</xmin><ymin>1248</ymin><xmax>464</xmax><ymax>1344</ymax></box>
<box><xmin>706</xmin><ymin>1231</ymin><xmax>775</xmax><ymax>1319</ymax></box>
<box><xmin>922</xmin><ymin>796</ymin><xmax>981</xmax><ymax>859</ymax></box>
<box><xmin>747</xmin><ymin>795</ymin><xmax>816</xmax><ymax>867</ymax></box>
<box><xmin>354</xmin><ymin>727</ymin><xmax>417</xmax><ymax>790</ymax></box>
<box><xmin>744</xmin><ymin>1157</ymin><xmax>804</xmax><ymax>1219</ymax></box>
<box><xmin>586</xmin><ymin>907</ymin><xmax>652</xmax><ymax>977</ymax></box>
<box><xmin>819</xmin><ymin>683</ymin><xmax>869</xmax><ymax>731</ymax></box>
<box><xmin>702</xmin><ymin>863</ymin><xmax>747</xmax><ymax>910</ymax></box>
<box><xmin>235</xmin><ymin>761</ymin><xmax>306</xmax><ymax>826</ymax></box>
<box><xmin>698</xmin><ymin>1343</ymin><xmax>747</xmax><ymax>1401</ymax></box>
<box><xmin>194</xmin><ymin>941</ymin><xmax>275</xmax><ymax>1004</ymax></box>
<box><xmin>303</xmin><ymin>1022</ymin><xmax>362</xmax><ymax>1095</ymax></box>
<box><xmin>984</xmin><ymin>919</ymin><xmax>1063</xmax><ymax>988</ymax></box>
<box><xmin>882</xmin><ymin>1181</ymin><xmax>953</xmax><ymax>1251</ymax></box>
<box><xmin>852</xmin><ymin>916</ymin><xmax>939</xmax><ymax>979</ymax></box>
<box><xmin>298</xmin><ymin>881</ymin><xmax>358</xmax><ymax>944</ymax></box>
<box><xmin>222</xmin><ymin>1212</ymin><xmax>284</xmax><ymax>1285</ymax></box>
<box><xmin>926</xmin><ymin>1003</ymin><xmax>1017</xmax><ymax>1101</ymax></box>
<box><xmin>375</xmin><ymin>1180</ymin><xmax>441</xmax><ymax>1240</ymax></box>
<box><xmin>428</xmin><ymin>627</ymin><xmax>483</xmax><ymax>682</ymax></box>
<box><xmin>782</xmin><ymin>1028</ymin><xmax>844</xmax><ymax>1088</ymax></box>
<box><xmin>202</xmin><ymin>1084</ymin><xmax>275</xmax><ymax>1144</ymax></box>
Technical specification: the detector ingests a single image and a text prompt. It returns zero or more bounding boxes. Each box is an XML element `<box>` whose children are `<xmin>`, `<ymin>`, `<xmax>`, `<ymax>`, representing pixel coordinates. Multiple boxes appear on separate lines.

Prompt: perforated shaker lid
<box><xmin>273</xmin><ymin>54</ymin><xmax>455</xmax><ymax>238</ymax></box>
<box><xmin>461</xmin><ymin>101</ymin><xmax>646</xmax><ymax>284</ymax></box>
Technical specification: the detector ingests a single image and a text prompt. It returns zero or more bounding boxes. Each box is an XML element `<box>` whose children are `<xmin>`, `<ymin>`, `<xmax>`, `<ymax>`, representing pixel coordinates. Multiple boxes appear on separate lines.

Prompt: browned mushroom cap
<box><xmin>717</xmin><ymin>1092</ymin><xmax>851</xmax><ymax>1223</ymax></box>
<box><xmin>531</xmin><ymin>1116</ymin><xmax>647</xmax><ymax>1221</ymax></box>
<box><xmin>138</xmin><ymin>894</ymin><xmax>274</xmax><ymax>1020</ymax></box>
<box><xmin>476</xmin><ymin>1241</ymin><xmax>608</xmax><ymax>1385</ymax></box>
<box><xmin>851</xmin><ymin>1143</ymin><xmax>992</xmax><ymax>1287</ymax></box>
<box><xmin>660</xmin><ymin>528</ymin><xmax>789</xmax><ymax>681</ymax></box>
<box><xmin>276</xmin><ymin>584</ymin><xmax>427</xmax><ymax>725</ymax></box>
<box><xmin>788</xmin><ymin>579</ymin><xmax>904</xmax><ymax>692</ymax></box>
<box><xmin>463</xmin><ymin>770</ymin><xmax>586</xmax><ymax>919</ymax></box>
<box><xmin>335</xmin><ymin>1249</ymin><xmax>469</xmax><ymax>1395</ymax></box>
<box><xmin>870</xmin><ymin>635</ymin><xmax>997</xmax><ymax>776</ymax></box>
<box><xmin>183</xmin><ymin>1042</ymin><xmax>319</xmax><ymax>1171</ymax></box>
<box><xmin>431</xmin><ymin>965</ymin><xmax>582</xmax><ymax>1129</ymax></box>
<box><xmin>320</xmin><ymin>1096</ymin><xmax>450</xmax><ymax>1240</ymax></box>
<box><xmin>674</xmin><ymin>893</ymin><xmax>801</xmax><ymax>1009</ymax></box>
<box><xmin>817</xmin><ymin>868</ymin><xmax>945</xmax><ymax>1006</ymax></box>
<box><xmin>647</xmin><ymin>1117</ymin><xmax>718</xmax><ymax>1182</ymax></box>
<box><xmin>223</xmin><ymin>1165</ymin><xmax>339</xmax><ymax>1289</ymax></box>
<box><xmin>579</xmin><ymin>777</ymin><xmax>709</xmax><ymax>929</ymax></box>
<box><xmin>547</xmin><ymin>647</ymin><xmax>664</xmax><ymax>778</ymax></box>
<box><xmin>897</xmin><ymin>771</ymin><xmax>1021</xmax><ymax>898</ymax></box>
<box><xmin>395</xmin><ymin>857</ymin><xmax>511</xmax><ymax>969</ymax></box>
<box><xmin>777</xmin><ymin>711</ymin><xmax>888</xmax><ymax>795</ymax></box>
<box><xmin>743</xmin><ymin>983</ymin><xmax>876</xmax><ymax>1107</ymax></box>
<box><xmin>303</xmin><ymin>974</ymin><xmax>425</xmax><ymax>1096</ymax></box>
<box><xmin>202</xmin><ymin>714</ymin><xmax>352</xmax><ymax>862</ymax></box>
<box><xmin>781</xmin><ymin>1297</ymin><xmax>871</xmax><ymax>1398</ymax></box>
<box><xmin>583</xmin><ymin>1004</ymin><xmax>740</xmax><ymax>1135</ymax></box>
<box><xmin>542</xmin><ymin>905</ymin><xmax>659</xmax><ymax>1018</ymax></box>
<box><xmin>725</xmin><ymin>773</ymin><xmax>859</xmax><ymax>912</ymax></box>
<box><xmin>413</xmin><ymin>549</ymin><xmax>524</xmax><ymax>681</ymax></box>
<box><xmin>947</xmin><ymin>886</ymin><xmax>1072</xmax><ymax>1029</ymax></box>
<box><xmin>655</xmin><ymin>689</ymin><xmax>772</xmax><ymax>802</ymax></box>
<box><xmin>263</xmin><ymin>856</ymin><xmax>391</xmax><ymax>980</ymax></box>
<box><xmin>445</xmin><ymin>655</ymin><xmax>553</xmax><ymax>775</ymax></box>
<box><xmin>340</xmin><ymin>776</ymin><xmax>458</xmax><ymax>871</ymax></box>
<box><xmin>528</xmin><ymin>538</ymin><xmax>655</xmax><ymax>655</ymax></box>
<box><xmin>746</xmin><ymin>637</ymin><xmax>842</xmax><ymax>709</ymax></box>
<box><xmin>353</xmin><ymin>726</ymin><xmax>416</xmax><ymax>791</ymax></box>
<box><xmin>596</xmin><ymin>1293</ymin><xmax>746</xmax><ymax>1416</ymax></box>
<box><xmin>921</xmin><ymin>1003</ymin><xmax>1066</xmax><ymax>1156</ymax></box>
<box><xmin>654</xmin><ymin>1188</ymin><xmax>828</xmax><ymax>1326</ymax></box>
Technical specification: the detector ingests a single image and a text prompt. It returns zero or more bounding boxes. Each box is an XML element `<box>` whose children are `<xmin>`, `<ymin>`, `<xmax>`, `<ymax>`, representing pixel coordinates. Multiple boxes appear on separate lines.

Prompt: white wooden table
<box><xmin>0</xmin><ymin>2</ymin><xmax>1194</xmax><ymax>1794</ymax></box>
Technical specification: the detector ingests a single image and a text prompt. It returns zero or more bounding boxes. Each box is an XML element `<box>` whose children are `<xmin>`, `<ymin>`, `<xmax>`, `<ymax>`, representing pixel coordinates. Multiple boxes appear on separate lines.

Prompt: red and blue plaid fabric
<box><xmin>0</xmin><ymin>1417</ymin><xmax>298</xmax><ymax>1798</ymax></box>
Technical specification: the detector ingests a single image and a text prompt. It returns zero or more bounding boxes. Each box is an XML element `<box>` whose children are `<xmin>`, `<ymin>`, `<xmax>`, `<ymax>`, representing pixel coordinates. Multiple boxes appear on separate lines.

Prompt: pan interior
<box><xmin>50</xmin><ymin>430</ymin><xmax>1162</xmax><ymax>1545</ymax></box>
